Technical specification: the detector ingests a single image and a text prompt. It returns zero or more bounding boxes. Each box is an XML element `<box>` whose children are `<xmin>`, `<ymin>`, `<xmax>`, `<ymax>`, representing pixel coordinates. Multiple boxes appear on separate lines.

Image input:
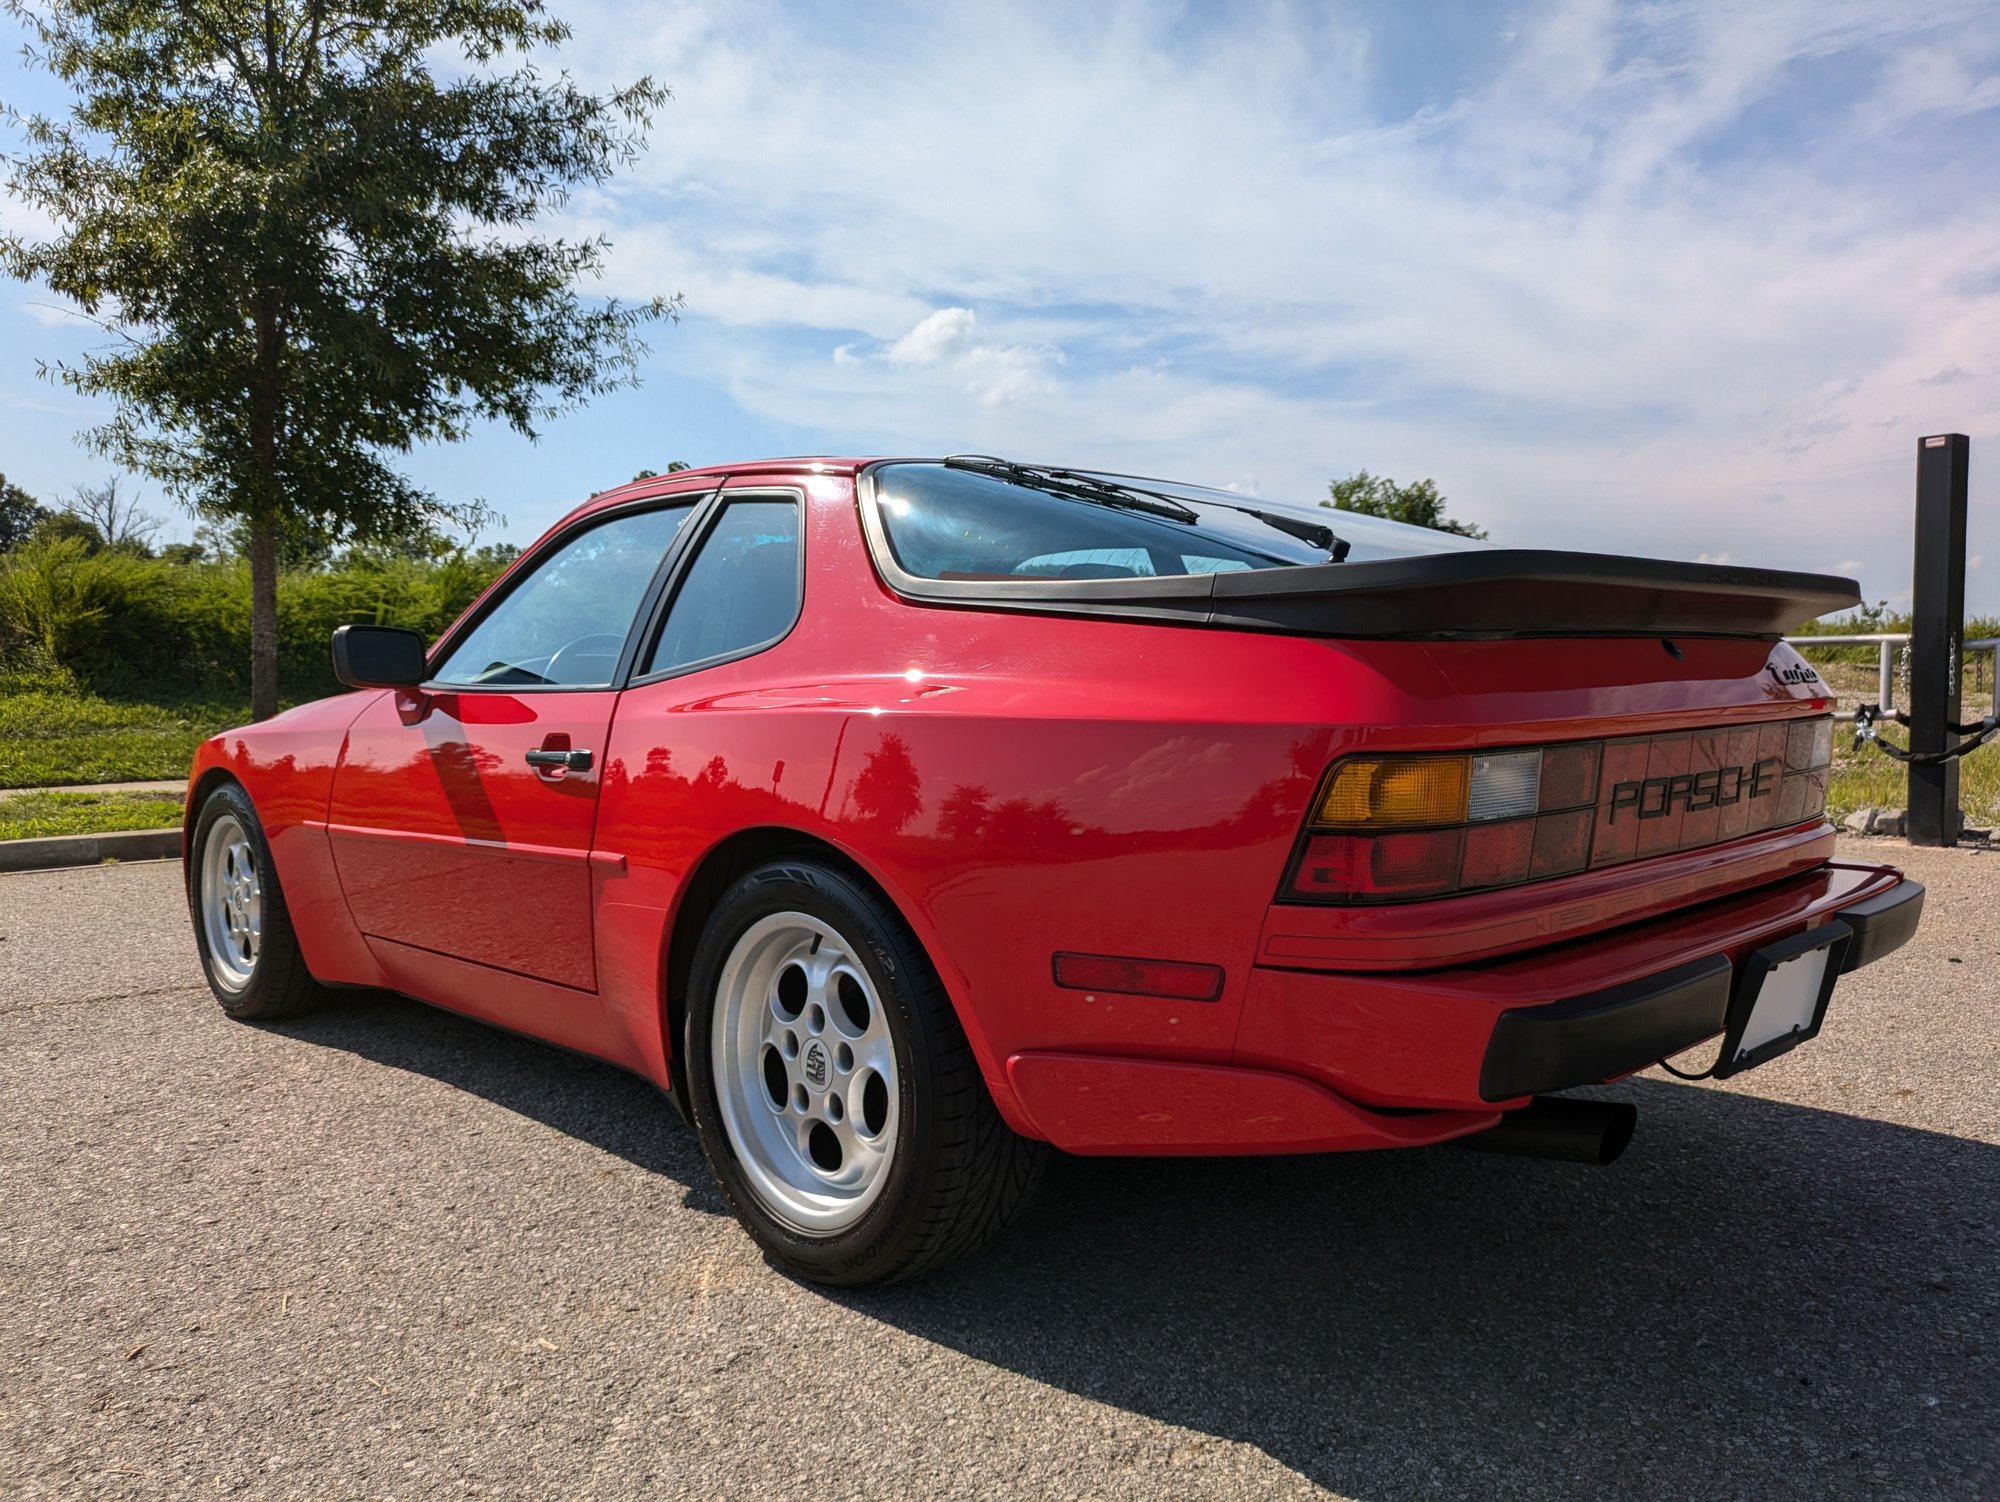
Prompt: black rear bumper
<box><xmin>1477</xmin><ymin>877</ymin><xmax>1924</xmax><ymax>1102</ymax></box>
<box><xmin>1833</xmin><ymin>879</ymin><xmax>1926</xmax><ymax>972</ymax></box>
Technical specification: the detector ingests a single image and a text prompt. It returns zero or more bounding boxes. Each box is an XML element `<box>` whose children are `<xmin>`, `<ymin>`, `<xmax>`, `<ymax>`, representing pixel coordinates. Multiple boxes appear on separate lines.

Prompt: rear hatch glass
<box><xmin>861</xmin><ymin>460</ymin><xmax>1858</xmax><ymax>642</ymax></box>
<box><xmin>869</xmin><ymin>461</ymin><xmax>1484</xmax><ymax>580</ymax></box>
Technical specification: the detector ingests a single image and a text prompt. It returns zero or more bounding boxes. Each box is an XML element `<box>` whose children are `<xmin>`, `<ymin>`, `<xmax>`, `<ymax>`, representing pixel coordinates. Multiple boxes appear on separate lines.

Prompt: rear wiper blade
<box><xmin>944</xmin><ymin>454</ymin><xmax>1200</xmax><ymax>525</ymax></box>
<box><xmin>946</xmin><ymin>455</ymin><xmax>1349</xmax><ymax>561</ymax></box>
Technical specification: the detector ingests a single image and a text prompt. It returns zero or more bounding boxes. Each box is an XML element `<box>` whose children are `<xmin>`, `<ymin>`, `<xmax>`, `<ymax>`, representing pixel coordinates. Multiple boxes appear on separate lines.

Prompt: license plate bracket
<box><xmin>1712</xmin><ymin>921</ymin><xmax>1852</xmax><ymax>1079</ymax></box>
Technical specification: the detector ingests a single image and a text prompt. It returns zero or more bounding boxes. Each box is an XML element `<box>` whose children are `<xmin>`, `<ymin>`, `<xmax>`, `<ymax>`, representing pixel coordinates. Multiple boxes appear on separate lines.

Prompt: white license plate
<box><xmin>1714</xmin><ymin>925</ymin><xmax>1849</xmax><ymax>1078</ymax></box>
<box><xmin>1737</xmin><ymin>947</ymin><xmax>1830</xmax><ymax>1055</ymax></box>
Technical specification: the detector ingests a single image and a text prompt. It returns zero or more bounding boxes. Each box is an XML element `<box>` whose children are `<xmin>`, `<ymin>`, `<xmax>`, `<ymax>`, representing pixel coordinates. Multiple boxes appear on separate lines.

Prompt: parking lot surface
<box><xmin>2</xmin><ymin>839</ymin><xmax>1996</xmax><ymax>1500</ymax></box>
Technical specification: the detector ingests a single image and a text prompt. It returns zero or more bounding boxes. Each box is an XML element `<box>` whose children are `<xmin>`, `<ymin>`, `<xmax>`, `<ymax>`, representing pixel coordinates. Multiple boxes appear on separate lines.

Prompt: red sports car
<box><xmin>183</xmin><ymin>457</ymin><xmax>1923</xmax><ymax>1284</ymax></box>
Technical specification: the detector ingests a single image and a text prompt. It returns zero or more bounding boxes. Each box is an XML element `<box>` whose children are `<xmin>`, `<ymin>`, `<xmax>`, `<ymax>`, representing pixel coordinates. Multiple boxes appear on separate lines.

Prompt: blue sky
<box><xmin>4</xmin><ymin>0</ymin><xmax>1999</xmax><ymax>611</ymax></box>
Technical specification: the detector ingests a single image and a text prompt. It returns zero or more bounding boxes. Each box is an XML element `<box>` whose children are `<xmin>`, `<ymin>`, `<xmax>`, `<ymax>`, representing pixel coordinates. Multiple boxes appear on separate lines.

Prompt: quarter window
<box><xmin>430</xmin><ymin>504</ymin><xmax>692</xmax><ymax>688</ymax></box>
<box><xmin>643</xmin><ymin>499</ymin><xmax>802</xmax><ymax>676</ymax></box>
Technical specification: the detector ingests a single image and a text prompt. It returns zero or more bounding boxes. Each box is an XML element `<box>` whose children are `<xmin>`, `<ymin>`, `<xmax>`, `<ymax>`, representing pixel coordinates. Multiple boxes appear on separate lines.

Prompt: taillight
<box><xmin>1282</xmin><ymin>719</ymin><xmax>1833</xmax><ymax>905</ymax></box>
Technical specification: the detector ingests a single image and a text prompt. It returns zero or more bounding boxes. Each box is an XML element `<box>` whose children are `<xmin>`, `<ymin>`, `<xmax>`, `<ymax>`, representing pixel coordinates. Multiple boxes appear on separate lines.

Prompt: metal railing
<box><xmin>1782</xmin><ymin>632</ymin><xmax>2000</xmax><ymax>718</ymax></box>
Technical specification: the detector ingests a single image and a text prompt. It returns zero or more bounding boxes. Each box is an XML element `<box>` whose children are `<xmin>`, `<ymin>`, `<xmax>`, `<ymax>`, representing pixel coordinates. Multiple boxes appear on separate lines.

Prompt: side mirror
<box><xmin>331</xmin><ymin>624</ymin><xmax>429</xmax><ymax>689</ymax></box>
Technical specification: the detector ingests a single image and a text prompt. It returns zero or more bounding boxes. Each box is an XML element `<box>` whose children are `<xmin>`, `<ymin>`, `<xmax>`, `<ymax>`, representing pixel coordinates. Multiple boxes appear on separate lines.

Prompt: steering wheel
<box><xmin>542</xmin><ymin>632</ymin><xmax>627</xmax><ymax>686</ymax></box>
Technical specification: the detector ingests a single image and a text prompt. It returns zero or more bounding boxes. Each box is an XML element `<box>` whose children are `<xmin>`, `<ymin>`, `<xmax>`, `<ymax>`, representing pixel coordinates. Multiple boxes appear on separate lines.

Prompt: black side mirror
<box><xmin>331</xmin><ymin>624</ymin><xmax>429</xmax><ymax>689</ymax></box>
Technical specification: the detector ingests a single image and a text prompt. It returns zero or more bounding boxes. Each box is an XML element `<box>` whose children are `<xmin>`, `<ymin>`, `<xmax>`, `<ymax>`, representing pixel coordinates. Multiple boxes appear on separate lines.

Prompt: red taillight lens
<box><xmin>1294</xmin><ymin>830</ymin><xmax>1464</xmax><ymax>898</ymax></box>
<box><xmin>1461</xmin><ymin>819</ymin><xmax>1535</xmax><ymax>888</ymax></box>
<box><xmin>1283</xmin><ymin>718</ymin><xmax>1832</xmax><ymax>905</ymax></box>
<box><xmin>1537</xmin><ymin>742</ymin><xmax>1601</xmax><ymax>811</ymax></box>
<box><xmin>1527</xmin><ymin>807</ymin><xmax>1593</xmax><ymax>880</ymax></box>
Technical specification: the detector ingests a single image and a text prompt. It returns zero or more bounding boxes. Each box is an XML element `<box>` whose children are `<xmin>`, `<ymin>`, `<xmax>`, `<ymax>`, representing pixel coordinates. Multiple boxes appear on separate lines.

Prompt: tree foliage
<box><xmin>31</xmin><ymin>509</ymin><xmax>103</xmax><ymax>550</ymax></box>
<box><xmin>1323</xmin><ymin>469</ymin><xmax>1487</xmax><ymax>539</ymax></box>
<box><xmin>0</xmin><ymin>474</ymin><xmax>50</xmax><ymax>550</ymax></box>
<box><xmin>2</xmin><ymin>0</ymin><xmax>677</xmax><ymax>714</ymax></box>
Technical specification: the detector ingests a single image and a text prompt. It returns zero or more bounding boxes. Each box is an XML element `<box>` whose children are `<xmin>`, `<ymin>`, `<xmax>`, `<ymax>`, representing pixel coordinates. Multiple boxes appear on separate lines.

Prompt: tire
<box><xmin>188</xmin><ymin>781</ymin><xmax>329</xmax><ymax>1021</ymax></box>
<box><xmin>684</xmin><ymin>858</ymin><xmax>1047</xmax><ymax>1286</ymax></box>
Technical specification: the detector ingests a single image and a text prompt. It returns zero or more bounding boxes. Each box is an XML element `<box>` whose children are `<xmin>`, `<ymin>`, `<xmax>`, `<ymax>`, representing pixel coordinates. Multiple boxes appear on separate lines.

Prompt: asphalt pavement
<box><xmin>2</xmin><ymin>839</ymin><xmax>1995</xmax><ymax>1501</ymax></box>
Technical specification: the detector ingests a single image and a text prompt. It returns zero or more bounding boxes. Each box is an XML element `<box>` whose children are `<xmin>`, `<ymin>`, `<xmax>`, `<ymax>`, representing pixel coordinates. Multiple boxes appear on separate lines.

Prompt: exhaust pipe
<box><xmin>1457</xmin><ymin>1095</ymin><xmax>1637</xmax><ymax>1166</ymax></box>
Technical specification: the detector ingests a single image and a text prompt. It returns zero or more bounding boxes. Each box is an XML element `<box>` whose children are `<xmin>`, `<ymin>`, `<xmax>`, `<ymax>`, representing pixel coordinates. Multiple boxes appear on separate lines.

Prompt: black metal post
<box><xmin>1908</xmin><ymin>433</ymin><xmax>1969</xmax><ymax>847</ymax></box>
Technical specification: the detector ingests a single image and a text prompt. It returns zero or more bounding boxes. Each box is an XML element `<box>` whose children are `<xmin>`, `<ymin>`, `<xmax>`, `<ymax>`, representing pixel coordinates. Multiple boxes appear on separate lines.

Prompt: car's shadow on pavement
<box><xmin>273</xmin><ymin>987</ymin><xmax>728</xmax><ymax>1212</ymax></box>
<box><xmin>282</xmin><ymin>990</ymin><xmax>1997</xmax><ymax>1500</ymax></box>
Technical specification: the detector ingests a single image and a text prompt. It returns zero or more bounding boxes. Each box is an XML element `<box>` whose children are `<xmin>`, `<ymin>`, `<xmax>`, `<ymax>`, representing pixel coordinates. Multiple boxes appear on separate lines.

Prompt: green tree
<box><xmin>29</xmin><ymin>510</ymin><xmax>103</xmax><ymax>551</ymax></box>
<box><xmin>629</xmin><ymin>461</ymin><xmax>690</xmax><ymax>481</ymax></box>
<box><xmin>0</xmin><ymin>474</ymin><xmax>50</xmax><ymax>550</ymax></box>
<box><xmin>2</xmin><ymin>0</ymin><xmax>678</xmax><ymax>718</ymax></box>
<box><xmin>1323</xmin><ymin>469</ymin><xmax>1487</xmax><ymax>540</ymax></box>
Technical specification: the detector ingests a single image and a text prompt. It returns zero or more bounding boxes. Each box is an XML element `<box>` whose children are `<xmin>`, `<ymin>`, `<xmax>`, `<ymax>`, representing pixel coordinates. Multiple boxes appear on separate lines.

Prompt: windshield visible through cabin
<box><xmin>868</xmin><ymin>461</ymin><xmax>1485</xmax><ymax>582</ymax></box>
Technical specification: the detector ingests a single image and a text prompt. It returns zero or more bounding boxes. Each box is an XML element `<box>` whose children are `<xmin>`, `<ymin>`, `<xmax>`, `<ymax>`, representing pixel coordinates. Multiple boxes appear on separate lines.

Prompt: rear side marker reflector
<box><xmin>1052</xmin><ymin>952</ymin><xmax>1226</xmax><ymax>1002</ymax></box>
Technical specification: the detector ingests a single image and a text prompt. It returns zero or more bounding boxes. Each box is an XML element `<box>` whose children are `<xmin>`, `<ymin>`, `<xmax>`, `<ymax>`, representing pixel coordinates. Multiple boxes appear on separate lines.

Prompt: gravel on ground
<box><xmin>2</xmin><ymin>838</ymin><xmax>1994</xmax><ymax>1501</ymax></box>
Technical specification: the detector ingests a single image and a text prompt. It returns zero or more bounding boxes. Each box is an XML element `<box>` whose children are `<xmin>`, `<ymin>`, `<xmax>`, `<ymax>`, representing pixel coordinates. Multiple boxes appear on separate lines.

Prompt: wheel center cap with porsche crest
<box><xmin>802</xmin><ymin>1039</ymin><xmax>829</xmax><ymax>1091</ymax></box>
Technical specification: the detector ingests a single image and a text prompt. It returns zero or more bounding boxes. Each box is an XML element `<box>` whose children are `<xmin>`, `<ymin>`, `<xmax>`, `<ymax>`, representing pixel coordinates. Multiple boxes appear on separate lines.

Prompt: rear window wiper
<box><xmin>1081</xmin><ymin>477</ymin><xmax>1350</xmax><ymax>562</ymax></box>
<box><xmin>944</xmin><ymin>455</ymin><xmax>1200</xmax><ymax>525</ymax></box>
<box><xmin>944</xmin><ymin>455</ymin><xmax>1348</xmax><ymax>561</ymax></box>
<box><xmin>1221</xmin><ymin>505</ymin><xmax>1349</xmax><ymax>561</ymax></box>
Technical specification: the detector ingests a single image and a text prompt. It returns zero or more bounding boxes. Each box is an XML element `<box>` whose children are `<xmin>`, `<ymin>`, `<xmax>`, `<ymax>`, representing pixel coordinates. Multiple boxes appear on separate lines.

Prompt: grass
<box><xmin>0</xmin><ymin>687</ymin><xmax>246</xmax><ymax>789</ymax></box>
<box><xmin>0</xmin><ymin>788</ymin><xmax>186</xmax><ymax>841</ymax></box>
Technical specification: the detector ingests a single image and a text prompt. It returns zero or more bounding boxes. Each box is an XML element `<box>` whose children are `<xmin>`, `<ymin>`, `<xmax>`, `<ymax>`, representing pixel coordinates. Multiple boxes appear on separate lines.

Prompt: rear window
<box><xmin>867</xmin><ymin>462</ymin><xmax>1482</xmax><ymax>582</ymax></box>
<box><xmin>870</xmin><ymin>463</ymin><xmax>1308</xmax><ymax>580</ymax></box>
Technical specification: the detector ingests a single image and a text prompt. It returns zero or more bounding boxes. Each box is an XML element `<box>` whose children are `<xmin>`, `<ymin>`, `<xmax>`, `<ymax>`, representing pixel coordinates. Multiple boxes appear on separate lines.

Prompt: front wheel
<box><xmin>685</xmin><ymin>859</ymin><xmax>1046</xmax><ymax>1286</ymax></box>
<box><xmin>188</xmin><ymin>782</ymin><xmax>329</xmax><ymax>1021</ymax></box>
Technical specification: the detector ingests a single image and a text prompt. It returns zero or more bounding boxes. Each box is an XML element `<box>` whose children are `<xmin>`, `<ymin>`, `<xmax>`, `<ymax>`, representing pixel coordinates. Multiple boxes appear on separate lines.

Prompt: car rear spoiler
<box><xmin>878</xmin><ymin>549</ymin><xmax>1860</xmax><ymax>640</ymax></box>
<box><xmin>1206</xmin><ymin>550</ymin><xmax>1860</xmax><ymax>638</ymax></box>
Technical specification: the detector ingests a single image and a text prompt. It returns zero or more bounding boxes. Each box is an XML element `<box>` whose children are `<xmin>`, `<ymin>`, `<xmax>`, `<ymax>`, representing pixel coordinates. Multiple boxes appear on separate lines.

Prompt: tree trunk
<box><xmin>249</xmin><ymin>289</ymin><xmax>283</xmax><ymax>721</ymax></box>
<box><xmin>248</xmin><ymin>512</ymin><xmax>280</xmax><ymax>721</ymax></box>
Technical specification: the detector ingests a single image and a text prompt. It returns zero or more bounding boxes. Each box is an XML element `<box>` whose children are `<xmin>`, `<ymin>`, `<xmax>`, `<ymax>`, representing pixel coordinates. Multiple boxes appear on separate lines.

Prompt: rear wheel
<box><xmin>189</xmin><ymin>782</ymin><xmax>329</xmax><ymax>1021</ymax></box>
<box><xmin>685</xmin><ymin>858</ymin><xmax>1046</xmax><ymax>1285</ymax></box>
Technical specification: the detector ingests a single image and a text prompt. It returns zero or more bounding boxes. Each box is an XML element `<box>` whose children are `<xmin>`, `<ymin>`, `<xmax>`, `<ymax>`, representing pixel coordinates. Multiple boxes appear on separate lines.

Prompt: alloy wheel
<box><xmin>198</xmin><ymin>812</ymin><xmax>262</xmax><ymax>992</ymax></box>
<box><xmin>710</xmin><ymin>911</ymin><xmax>900</xmax><ymax>1235</ymax></box>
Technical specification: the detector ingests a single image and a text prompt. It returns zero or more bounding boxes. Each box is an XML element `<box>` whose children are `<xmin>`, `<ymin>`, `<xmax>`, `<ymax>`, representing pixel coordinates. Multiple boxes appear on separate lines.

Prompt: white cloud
<box><xmin>544</xmin><ymin>1</ymin><xmax>2000</xmax><ymax>582</ymax></box>
<box><xmin>861</xmin><ymin>307</ymin><xmax>1065</xmax><ymax>406</ymax></box>
<box><xmin>9</xmin><ymin>0</ymin><xmax>2000</xmax><ymax>604</ymax></box>
<box><xmin>885</xmin><ymin>308</ymin><xmax>977</xmax><ymax>367</ymax></box>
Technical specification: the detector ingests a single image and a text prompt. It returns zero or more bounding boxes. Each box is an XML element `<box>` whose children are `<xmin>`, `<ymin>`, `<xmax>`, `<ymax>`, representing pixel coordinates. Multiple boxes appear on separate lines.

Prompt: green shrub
<box><xmin>0</xmin><ymin>537</ymin><xmax>136</xmax><ymax>665</ymax></box>
<box><xmin>0</xmin><ymin>542</ymin><xmax>511</xmax><ymax>700</ymax></box>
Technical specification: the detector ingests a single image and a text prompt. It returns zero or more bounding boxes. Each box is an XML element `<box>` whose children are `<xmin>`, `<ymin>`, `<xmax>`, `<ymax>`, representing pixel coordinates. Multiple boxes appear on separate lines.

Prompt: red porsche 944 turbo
<box><xmin>183</xmin><ymin>457</ymin><xmax>1923</xmax><ymax>1284</ymax></box>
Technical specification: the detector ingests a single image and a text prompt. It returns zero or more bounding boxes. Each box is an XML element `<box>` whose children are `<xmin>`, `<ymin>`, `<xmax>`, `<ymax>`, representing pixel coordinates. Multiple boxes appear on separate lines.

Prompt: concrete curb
<box><xmin>0</xmin><ymin>827</ymin><xmax>184</xmax><ymax>873</ymax></box>
<box><xmin>0</xmin><ymin>779</ymin><xmax>188</xmax><ymax>802</ymax></box>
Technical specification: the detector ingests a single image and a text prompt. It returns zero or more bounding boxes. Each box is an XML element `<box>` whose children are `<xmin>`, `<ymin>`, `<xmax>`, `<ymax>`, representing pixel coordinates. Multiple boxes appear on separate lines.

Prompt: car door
<box><xmin>583</xmin><ymin>489</ymin><xmax>811</xmax><ymax>1043</ymax></box>
<box><xmin>326</xmin><ymin>496</ymin><xmax>700</xmax><ymax>992</ymax></box>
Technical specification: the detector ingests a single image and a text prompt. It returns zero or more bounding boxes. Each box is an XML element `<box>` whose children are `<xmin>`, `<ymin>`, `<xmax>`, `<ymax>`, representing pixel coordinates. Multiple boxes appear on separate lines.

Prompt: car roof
<box><xmin>563</xmin><ymin>457</ymin><xmax>872</xmax><ymax>526</ymax></box>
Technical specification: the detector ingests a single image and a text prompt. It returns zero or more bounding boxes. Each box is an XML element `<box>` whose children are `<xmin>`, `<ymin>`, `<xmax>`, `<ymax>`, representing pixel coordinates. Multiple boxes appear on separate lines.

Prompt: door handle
<box><xmin>525</xmin><ymin>747</ymin><xmax>593</xmax><ymax>772</ymax></box>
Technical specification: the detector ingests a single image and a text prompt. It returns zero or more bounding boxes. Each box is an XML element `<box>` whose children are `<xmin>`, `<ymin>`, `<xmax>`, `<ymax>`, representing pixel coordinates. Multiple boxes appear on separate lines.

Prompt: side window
<box><xmin>431</xmin><ymin>504</ymin><xmax>692</xmax><ymax>688</ymax></box>
<box><xmin>643</xmin><ymin>498</ymin><xmax>802</xmax><ymax>676</ymax></box>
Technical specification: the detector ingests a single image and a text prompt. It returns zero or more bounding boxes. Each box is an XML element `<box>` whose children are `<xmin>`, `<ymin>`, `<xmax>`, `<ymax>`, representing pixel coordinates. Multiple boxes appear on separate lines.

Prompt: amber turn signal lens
<box><xmin>1316</xmin><ymin>755</ymin><xmax>1469</xmax><ymax>827</ymax></box>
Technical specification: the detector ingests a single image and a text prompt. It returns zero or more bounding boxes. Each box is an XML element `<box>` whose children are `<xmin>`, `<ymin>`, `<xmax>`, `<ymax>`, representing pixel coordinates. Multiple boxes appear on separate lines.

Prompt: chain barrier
<box><xmin>1852</xmin><ymin>703</ymin><xmax>2000</xmax><ymax>765</ymax></box>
